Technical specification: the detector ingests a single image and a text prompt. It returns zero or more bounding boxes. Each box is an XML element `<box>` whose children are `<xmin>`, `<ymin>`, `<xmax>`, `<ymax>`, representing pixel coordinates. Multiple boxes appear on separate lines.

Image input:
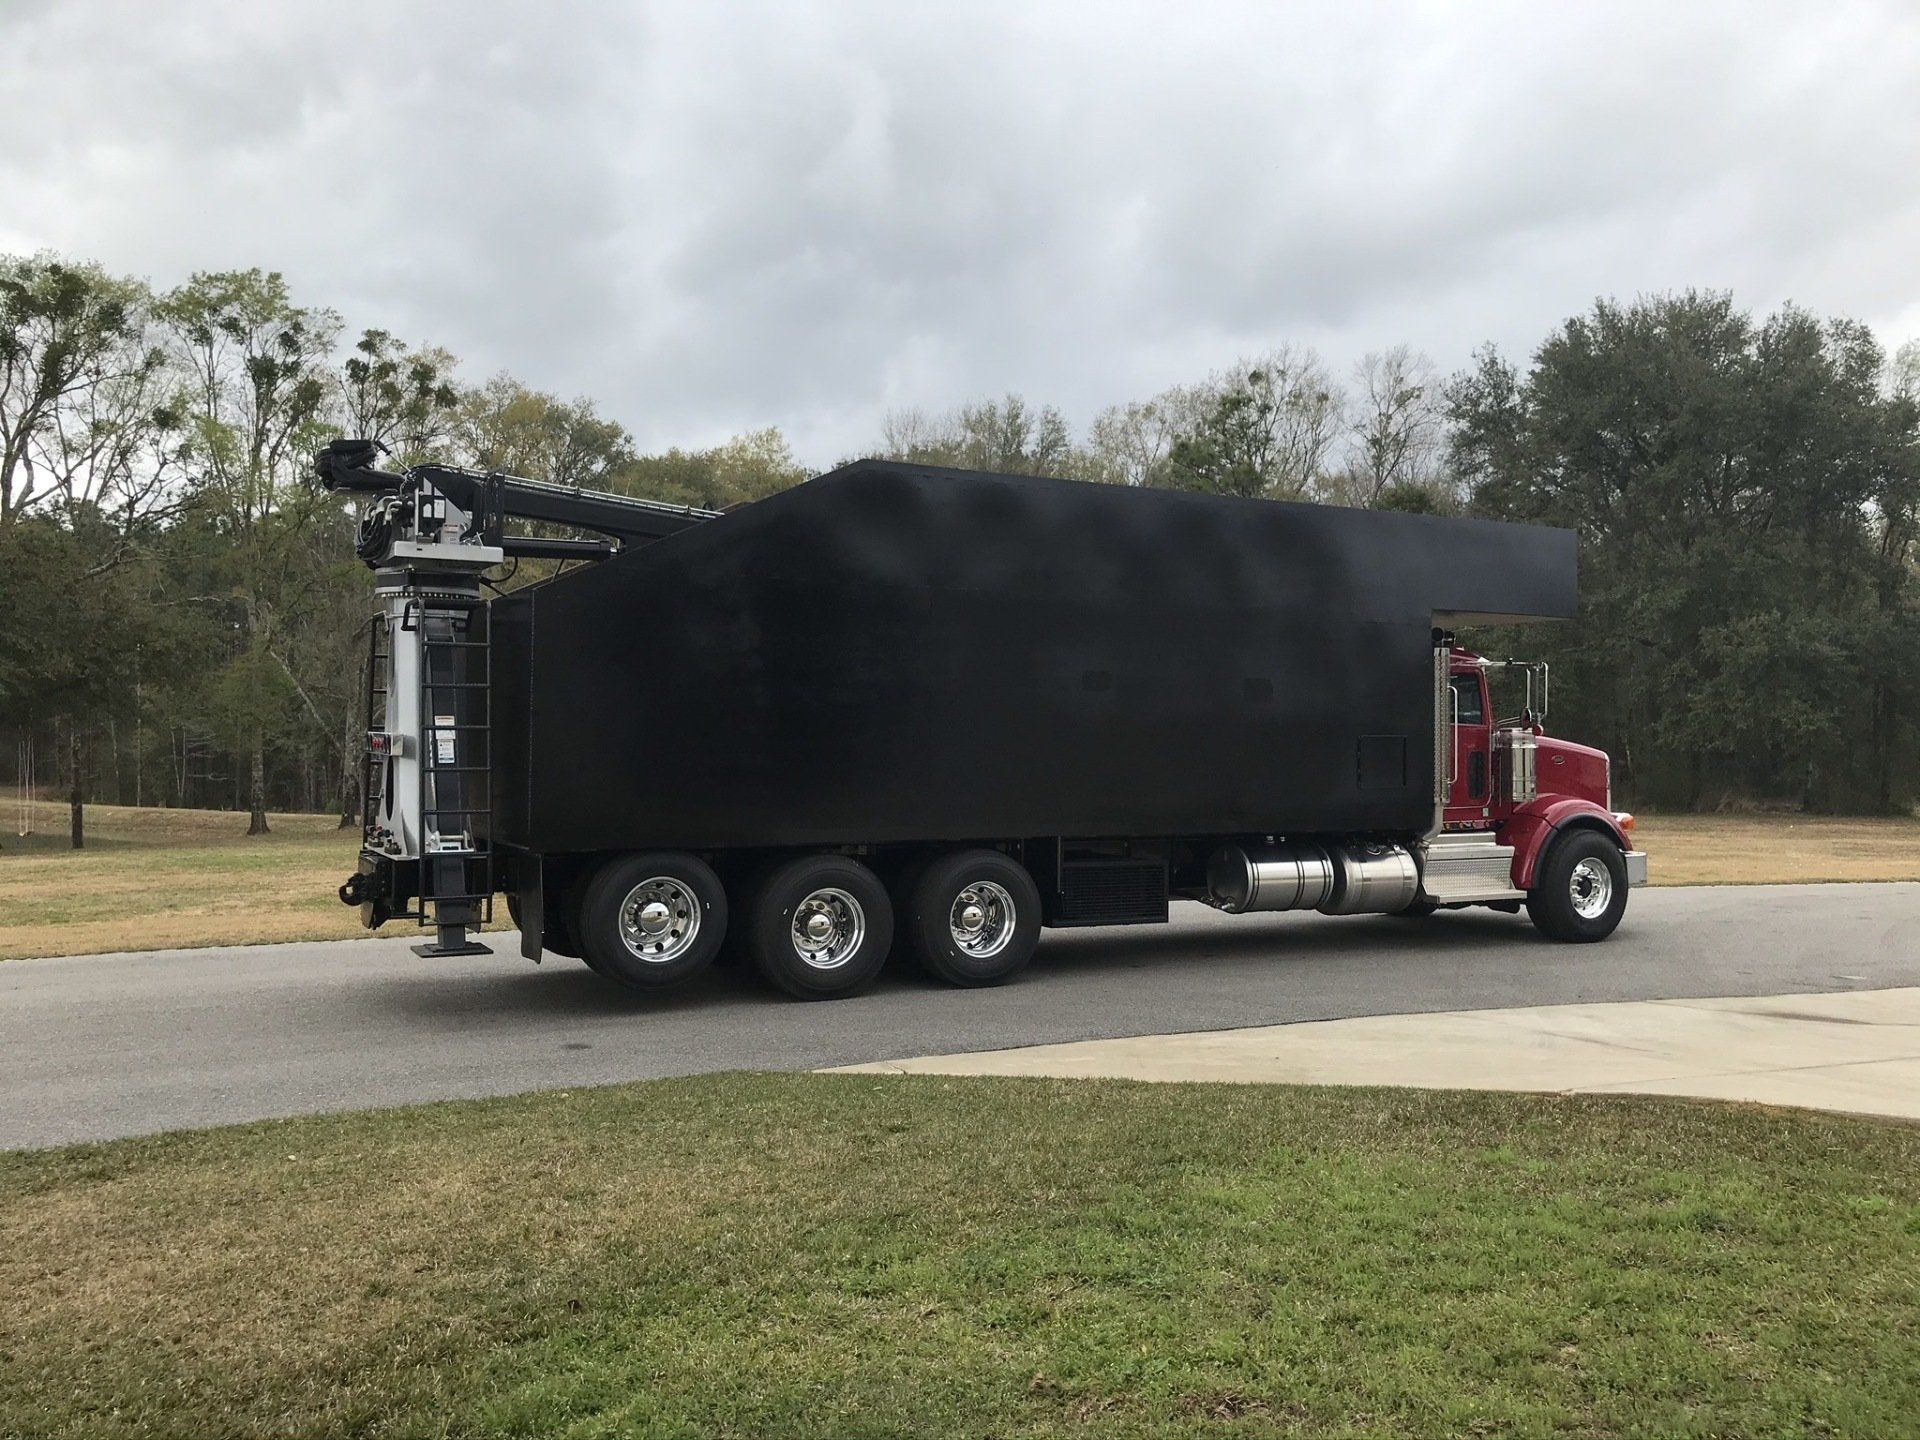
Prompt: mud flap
<box><xmin>517</xmin><ymin>855</ymin><xmax>544</xmax><ymax>961</ymax></box>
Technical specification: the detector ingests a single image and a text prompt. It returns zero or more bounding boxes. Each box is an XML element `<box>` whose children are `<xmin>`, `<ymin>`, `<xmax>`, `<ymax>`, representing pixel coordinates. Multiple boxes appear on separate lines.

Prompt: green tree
<box><xmin>1167</xmin><ymin>371</ymin><xmax>1288</xmax><ymax>498</ymax></box>
<box><xmin>339</xmin><ymin>329</ymin><xmax>461</xmax><ymax>466</ymax></box>
<box><xmin>1165</xmin><ymin>349</ymin><xmax>1344</xmax><ymax>500</ymax></box>
<box><xmin>0</xmin><ymin>515</ymin><xmax>175</xmax><ymax>845</ymax></box>
<box><xmin>452</xmin><ymin>376</ymin><xmax>631</xmax><ymax>487</ymax></box>
<box><xmin>1866</xmin><ymin>340</ymin><xmax>1920</xmax><ymax>811</ymax></box>
<box><xmin>159</xmin><ymin>270</ymin><xmax>342</xmax><ymax>834</ymax></box>
<box><xmin>1451</xmin><ymin>292</ymin><xmax>1920</xmax><ymax>810</ymax></box>
<box><xmin>1</xmin><ymin>255</ymin><xmax>190</xmax><ymax>844</ymax></box>
<box><xmin>613</xmin><ymin>427</ymin><xmax>808</xmax><ymax>509</ymax></box>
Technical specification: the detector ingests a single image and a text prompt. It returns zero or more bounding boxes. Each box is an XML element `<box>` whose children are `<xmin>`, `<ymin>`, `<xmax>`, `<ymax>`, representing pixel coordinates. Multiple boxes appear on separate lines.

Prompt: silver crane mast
<box><xmin>316</xmin><ymin>439</ymin><xmax>716</xmax><ymax>956</ymax></box>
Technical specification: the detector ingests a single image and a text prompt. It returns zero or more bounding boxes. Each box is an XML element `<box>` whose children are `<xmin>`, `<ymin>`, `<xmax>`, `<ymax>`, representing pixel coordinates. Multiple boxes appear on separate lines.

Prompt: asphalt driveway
<box><xmin>3</xmin><ymin>882</ymin><xmax>1915</xmax><ymax>1148</ymax></box>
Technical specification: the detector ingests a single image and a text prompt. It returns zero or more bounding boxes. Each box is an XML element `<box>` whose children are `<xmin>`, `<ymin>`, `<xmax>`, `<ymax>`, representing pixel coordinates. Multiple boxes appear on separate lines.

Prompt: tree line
<box><xmin>876</xmin><ymin>342</ymin><xmax>1453</xmax><ymax>508</ymax></box>
<box><xmin>0</xmin><ymin>257</ymin><xmax>814</xmax><ymax>845</ymax></box>
<box><xmin>1</xmin><ymin>252</ymin><xmax>1915</xmax><ymax>847</ymax></box>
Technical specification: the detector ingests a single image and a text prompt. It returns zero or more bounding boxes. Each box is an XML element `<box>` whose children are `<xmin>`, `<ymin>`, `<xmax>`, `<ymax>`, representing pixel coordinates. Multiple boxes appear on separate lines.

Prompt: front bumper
<box><xmin>1623</xmin><ymin>850</ymin><xmax>1648</xmax><ymax>887</ymax></box>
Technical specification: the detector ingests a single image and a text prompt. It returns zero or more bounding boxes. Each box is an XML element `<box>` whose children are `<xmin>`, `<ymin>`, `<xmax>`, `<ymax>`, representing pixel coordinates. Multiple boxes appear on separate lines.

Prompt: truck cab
<box><xmin>1423</xmin><ymin>645</ymin><xmax>1646</xmax><ymax>933</ymax></box>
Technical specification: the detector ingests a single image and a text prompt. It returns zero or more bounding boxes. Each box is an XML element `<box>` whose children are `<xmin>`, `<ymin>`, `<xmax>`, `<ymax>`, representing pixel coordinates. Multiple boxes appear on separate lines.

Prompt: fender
<box><xmin>1498</xmin><ymin>797</ymin><xmax>1630</xmax><ymax>890</ymax></box>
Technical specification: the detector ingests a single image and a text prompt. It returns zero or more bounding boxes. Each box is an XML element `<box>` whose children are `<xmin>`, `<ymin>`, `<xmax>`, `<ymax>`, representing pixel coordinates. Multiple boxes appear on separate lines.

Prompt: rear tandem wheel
<box><xmin>744</xmin><ymin>854</ymin><xmax>894</xmax><ymax>1000</ymax></box>
<box><xmin>576</xmin><ymin>852</ymin><xmax>730</xmax><ymax>988</ymax></box>
<box><xmin>901</xmin><ymin>848</ymin><xmax>1042</xmax><ymax>987</ymax></box>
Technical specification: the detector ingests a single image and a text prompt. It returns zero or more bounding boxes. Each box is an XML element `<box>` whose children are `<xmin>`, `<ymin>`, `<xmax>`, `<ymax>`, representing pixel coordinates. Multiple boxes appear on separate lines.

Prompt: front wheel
<box><xmin>1526</xmin><ymin>830</ymin><xmax>1628</xmax><ymax>942</ymax></box>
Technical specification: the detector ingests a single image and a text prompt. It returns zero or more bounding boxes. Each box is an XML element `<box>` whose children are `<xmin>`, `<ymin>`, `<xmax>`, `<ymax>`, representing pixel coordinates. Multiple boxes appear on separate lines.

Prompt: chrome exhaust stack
<box><xmin>1206</xmin><ymin>841</ymin><xmax>1419</xmax><ymax>916</ymax></box>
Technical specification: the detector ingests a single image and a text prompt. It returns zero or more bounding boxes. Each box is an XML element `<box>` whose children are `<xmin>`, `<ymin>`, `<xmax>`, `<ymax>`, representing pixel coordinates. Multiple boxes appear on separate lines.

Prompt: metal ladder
<box><xmin>416</xmin><ymin>598</ymin><xmax>494</xmax><ymax>951</ymax></box>
<box><xmin>360</xmin><ymin>615</ymin><xmax>391</xmax><ymax>844</ymax></box>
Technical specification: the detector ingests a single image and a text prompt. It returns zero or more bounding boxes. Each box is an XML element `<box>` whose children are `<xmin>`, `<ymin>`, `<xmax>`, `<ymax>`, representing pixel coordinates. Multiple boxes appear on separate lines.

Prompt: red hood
<box><xmin>1534</xmin><ymin>734</ymin><xmax>1610</xmax><ymax>808</ymax></box>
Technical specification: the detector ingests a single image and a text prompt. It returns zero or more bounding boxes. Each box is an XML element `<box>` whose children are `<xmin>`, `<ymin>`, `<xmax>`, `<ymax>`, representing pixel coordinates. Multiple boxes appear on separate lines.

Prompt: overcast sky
<box><xmin>4</xmin><ymin>1</ymin><xmax>1917</xmax><ymax>464</ymax></box>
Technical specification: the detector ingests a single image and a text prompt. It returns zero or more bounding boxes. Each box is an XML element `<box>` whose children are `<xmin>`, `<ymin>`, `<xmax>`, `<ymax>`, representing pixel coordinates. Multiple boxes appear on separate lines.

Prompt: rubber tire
<box><xmin>1525</xmin><ymin>829</ymin><xmax>1629</xmax><ymax>942</ymax></box>
<box><xmin>747</xmin><ymin>855</ymin><xmax>893</xmax><ymax>1000</ymax></box>
<box><xmin>1392</xmin><ymin>898</ymin><xmax>1439</xmax><ymax>919</ymax></box>
<box><xmin>557</xmin><ymin>869</ymin><xmax>604</xmax><ymax>969</ymax></box>
<box><xmin>883</xmin><ymin>855</ymin><xmax>933</xmax><ymax>956</ymax></box>
<box><xmin>502</xmin><ymin>889</ymin><xmax>570</xmax><ymax>960</ymax></box>
<box><xmin>577</xmin><ymin>852</ymin><xmax>728</xmax><ymax>989</ymax></box>
<box><xmin>904</xmin><ymin>849</ymin><xmax>1042</xmax><ymax>987</ymax></box>
<box><xmin>710</xmin><ymin>860</ymin><xmax>769</xmax><ymax>970</ymax></box>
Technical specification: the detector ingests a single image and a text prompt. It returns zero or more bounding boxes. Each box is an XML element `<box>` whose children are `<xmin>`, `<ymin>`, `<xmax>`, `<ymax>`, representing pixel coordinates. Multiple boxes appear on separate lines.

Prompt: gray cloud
<box><xmin>4</xmin><ymin>0</ymin><xmax>1917</xmax><ymax>464</ymax></box>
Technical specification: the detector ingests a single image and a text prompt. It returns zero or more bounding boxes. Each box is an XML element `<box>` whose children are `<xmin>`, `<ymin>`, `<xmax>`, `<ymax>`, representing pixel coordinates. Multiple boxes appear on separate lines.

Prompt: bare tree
<box><xmin>877</xmin><ymin>394</ymin><xmax>1074</xmax><ymax>477</ymax></box>
<box><xmin>1262</xmin><ymin>346</ymin><xmax>1346</xmax><ymax>498</ymax></box>
<box><xmin>1891</xmin><ymin>338</ymin><xmax>1920</xmax><ymax>405</ymax></box>
<box><xmin>34</xmin><ymin>325</ymin><xmax>186</xmax><ymax>555</ymax></box>
<box><xmin>1346</xmin><ymin>345</ymin><xmax>1444</xmax><ymax>506</ymax></box>
<box><xmin>339</xmin><ymin>329</ymin><xmax>462</xmax><ymax>464</ymax></box>
<box><xmin>0</xmin><ymin>258</ymin><xmax>187</xmax><ymax>849</ymax></box>
<box><xmin>952</xmin><ymin>394</ymin><xmax>1072</xmax><ymax>475</ymax></box>
<box><xmin>0</xmin><ymin>256</ymin><xmax>167</xmax><ymax>530</ymax></box>
<box><xmin>1080</xmin><ymin>387</ymin><xmax>1207</xmax><ymax>486</ymax></box>
<box><xmin>161</xmin><ymin>269</ymin><xmax>342</xmax><ymax>835</ymax></box>
<box><xmin>877</xmin><ymin>405</ymin><xmax>957</xmax><ymax>464</ymax></box>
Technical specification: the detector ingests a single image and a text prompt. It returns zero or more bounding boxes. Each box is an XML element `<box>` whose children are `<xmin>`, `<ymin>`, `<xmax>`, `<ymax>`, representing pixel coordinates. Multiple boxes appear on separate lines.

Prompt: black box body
<box><xmin>489</xmin><ymin>462</ymin><xmax>1575</xmax><ymax>854</ymax></box>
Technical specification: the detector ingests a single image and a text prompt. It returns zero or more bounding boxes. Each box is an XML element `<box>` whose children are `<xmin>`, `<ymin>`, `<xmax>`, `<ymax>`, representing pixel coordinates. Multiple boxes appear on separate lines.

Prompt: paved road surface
<box><xmin>4</xmin><ymin>883</ymin><xmax>1915</xmax><ymax>1149</ymax></box>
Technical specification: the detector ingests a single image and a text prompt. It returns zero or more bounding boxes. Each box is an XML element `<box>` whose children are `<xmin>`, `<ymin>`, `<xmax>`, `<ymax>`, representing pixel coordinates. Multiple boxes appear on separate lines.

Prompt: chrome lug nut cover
<box><xmin>618</xmin><ymin>878</ymin><xmax>701</xmax><ymax>963</ymax></box>
<box><xmin>948</xmin><ymin>881</ymin><xmax>1015</xmax><ymax>958</ymax></box>
<box><xmin>1569</xmin><ymin>856</ymin><xmax>1613</xmax><ymax>920</ymax></box>
<box><xmin>791</xmin><ymin>887</ymin><xmax>865</xmax><ymax>969</ymax></box>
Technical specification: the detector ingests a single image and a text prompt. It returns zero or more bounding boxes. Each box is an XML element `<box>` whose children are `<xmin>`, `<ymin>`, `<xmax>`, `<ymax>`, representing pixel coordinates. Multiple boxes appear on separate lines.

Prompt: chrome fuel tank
<box><xmin>1207</xmin><ymin>841</ymin><xmax>1418</xmax><ymax>916</ymax></box>
<box><xmin>1317</xmin><ymin>841</ymin><xmax>1420</xmax><ymax>915</ymax></box>
<box><xmin>1206</xmin><ymin>843</ymin><xmax>1336</xmax><ymax>913</ymax></box>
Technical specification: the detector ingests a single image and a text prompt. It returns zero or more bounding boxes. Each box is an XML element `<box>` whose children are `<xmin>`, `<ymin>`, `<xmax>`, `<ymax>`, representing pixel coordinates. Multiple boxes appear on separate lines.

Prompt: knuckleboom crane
<box><xmin>316</xmin><ymin>439</ymin><xmax>717</xmax><ymax>956</ymax></box>
<box><xmin>316</xmin><ymin>442</ymin><xmax>1644</xmax><ymax>1000</ymax></box>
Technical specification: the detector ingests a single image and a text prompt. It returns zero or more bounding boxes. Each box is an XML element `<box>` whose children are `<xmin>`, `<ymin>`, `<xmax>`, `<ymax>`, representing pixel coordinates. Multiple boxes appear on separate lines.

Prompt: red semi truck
<box><xmin>1400</xmin><ymin>646</ymin><xmax>1641</xmax><ymax>933</ymax></box>
<box><xmin>1197</xmin><ymin>641</ymin><xmax>1641</xmax><ymax>940</ymax></box>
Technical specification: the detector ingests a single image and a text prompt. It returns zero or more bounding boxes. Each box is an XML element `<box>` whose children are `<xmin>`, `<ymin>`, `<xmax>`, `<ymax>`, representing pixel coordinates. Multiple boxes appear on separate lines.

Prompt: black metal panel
<box><xmin>489</xmin><ymin>462</ymin><xmax>1576</xmax><ymax>854</ymax></box>
<box><xmin>488</xmin><ymin>598</ymin><xmax>533</xmax><ymax>848</ymax></box>
<box><xmin>1054</xmin><ymin>858</ymin><xmax>1170</xmax><ymax>926</ymax></box>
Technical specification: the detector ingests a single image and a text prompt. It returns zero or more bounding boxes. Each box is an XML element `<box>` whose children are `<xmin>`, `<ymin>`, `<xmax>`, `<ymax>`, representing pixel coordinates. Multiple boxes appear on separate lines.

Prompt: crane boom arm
<box><xmin>316</xmin><ymin>439</ymin><xmax>720</xmax><ymax>565</ymax></box>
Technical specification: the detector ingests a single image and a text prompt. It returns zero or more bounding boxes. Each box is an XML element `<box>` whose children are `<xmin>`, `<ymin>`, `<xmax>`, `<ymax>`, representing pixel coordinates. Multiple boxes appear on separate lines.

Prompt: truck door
<box><xmin>1445</xmin><ymin>668</ymin><xmax>1492</xmax><ymax>823</ymax></box>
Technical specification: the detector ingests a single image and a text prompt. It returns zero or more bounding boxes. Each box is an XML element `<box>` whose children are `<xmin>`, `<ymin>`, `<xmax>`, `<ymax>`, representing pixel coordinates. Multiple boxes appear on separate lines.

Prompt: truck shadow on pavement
<box><xmin>368</xmin><ymin>907</ymin><xmax>1550</xmax><ymax>1026</ymax></box>
<box><xmin>1035</xmin><ymin>907</ymin><xmax>1544</xmax><ymax>970</ymax></box>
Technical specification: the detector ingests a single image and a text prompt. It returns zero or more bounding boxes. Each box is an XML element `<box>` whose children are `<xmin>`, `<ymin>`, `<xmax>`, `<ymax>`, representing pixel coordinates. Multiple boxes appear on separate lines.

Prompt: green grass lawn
<box><xmin>0</xmin><ymin>801</ymin><xmax>506</xmax><ymax>959</ymax></box>
<box><xmin>5</xmin><ymin>803</ymin><xmax>1917</xmax><ymax>961</ymax></box>
<box><xmin>3</xmin><ymin>1074</ymin><xmax>1916</xmax><ymax>1439</ymax></box>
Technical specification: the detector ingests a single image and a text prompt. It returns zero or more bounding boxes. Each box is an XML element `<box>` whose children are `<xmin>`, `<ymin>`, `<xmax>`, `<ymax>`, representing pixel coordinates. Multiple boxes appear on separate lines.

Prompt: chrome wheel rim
<box><xmin>949</xmin><ymin>880</ymin><xmax>1015</xmax><ymax>958</ymax></box>
<box><xmin>618</xmin><ymin>877</ymin><xmax>701</xmax><ymax>963</ymax></box>
<box><xmin>1569</xmin><ymin>856</ymin><xmax>1613</xmax><ymax>920</ymax></box>
<box><xmin>791</xmin><ymin>887</ymin><xmax>865</xmax><ymax>970</ymax></box>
